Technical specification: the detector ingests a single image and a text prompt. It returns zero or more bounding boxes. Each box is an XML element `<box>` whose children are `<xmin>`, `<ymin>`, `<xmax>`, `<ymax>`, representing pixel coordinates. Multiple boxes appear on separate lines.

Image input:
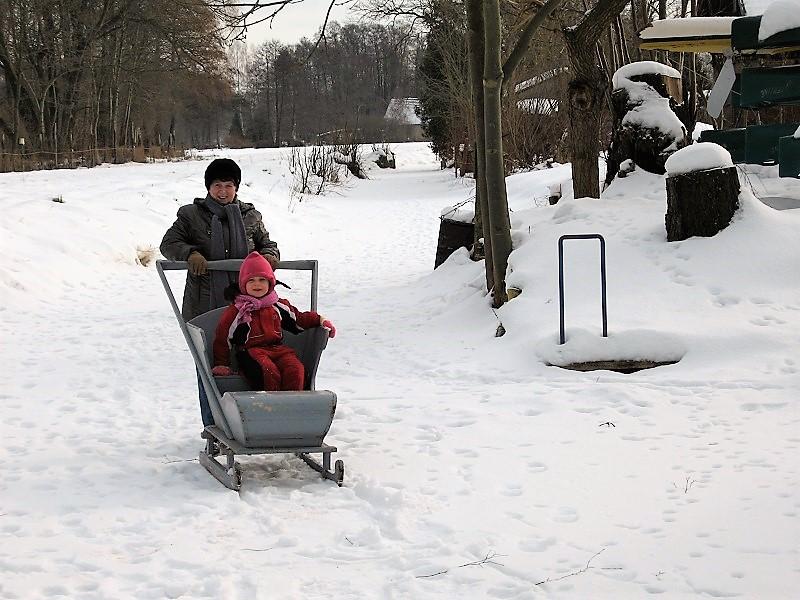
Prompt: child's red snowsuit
<box><xmin>213</xmin><ymin>300</ymin><xmax>321</xmax><ymax>391</ymax></box>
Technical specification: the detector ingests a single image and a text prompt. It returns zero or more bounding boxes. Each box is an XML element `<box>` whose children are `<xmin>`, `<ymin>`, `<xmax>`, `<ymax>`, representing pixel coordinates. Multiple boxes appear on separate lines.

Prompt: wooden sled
<box><xmin>157</xmin><ymin>258</ymin><xmax>344</xmax><ymax>491</ymax></box>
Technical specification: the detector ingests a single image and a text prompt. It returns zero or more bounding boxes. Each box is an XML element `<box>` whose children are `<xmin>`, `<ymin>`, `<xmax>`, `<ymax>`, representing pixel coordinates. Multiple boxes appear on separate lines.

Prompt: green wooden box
<box><xmin>745</xmin><ymin>123</ymin><xmax>800</xmax><ymax>165</ymax></box>
<box><xmin>732</xmin><ymin>16</ymin><xmax>800</xmax><ymax>53</ymax></box>
<box><xmin>699</xmin><ymin>128</ymin><xmax>747</xmax><ymax>163</ymax></box>
<box><xmin>778</xmin><ymin>135</ymin><xmax>800</xmax><ymax>178</ymax></box>
<box><xmin>739</xmin><ymin>66</ymin><xmax>800</xmax><ymax>108</ymax></box>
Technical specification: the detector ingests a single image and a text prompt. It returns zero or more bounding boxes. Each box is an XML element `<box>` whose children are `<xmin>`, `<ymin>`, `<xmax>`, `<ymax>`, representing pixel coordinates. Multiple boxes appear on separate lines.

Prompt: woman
<box><xmin>160</xmin><ymin>158</ymin><xmax>280</xmax><ymax>425</ymax></box>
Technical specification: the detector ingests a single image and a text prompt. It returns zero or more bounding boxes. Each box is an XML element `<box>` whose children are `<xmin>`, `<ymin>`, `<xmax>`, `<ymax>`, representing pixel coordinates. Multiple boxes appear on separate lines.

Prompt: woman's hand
<box><xmin>211</xmin><ymin>365</ymin><xmax>233</xmax><ymax>376</ymax></box>
<box><xmin>188</xmin><ymin>251</ymin><xmax>208</xmax><ymax>275</ymax></box>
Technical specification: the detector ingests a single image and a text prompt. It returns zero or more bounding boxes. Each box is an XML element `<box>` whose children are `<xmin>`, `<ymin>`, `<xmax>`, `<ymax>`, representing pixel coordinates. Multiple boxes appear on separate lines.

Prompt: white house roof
<box><xmin>384</xmin><ymin>98</ymin><xmax>421</xmax><ymax>125</ymax></box>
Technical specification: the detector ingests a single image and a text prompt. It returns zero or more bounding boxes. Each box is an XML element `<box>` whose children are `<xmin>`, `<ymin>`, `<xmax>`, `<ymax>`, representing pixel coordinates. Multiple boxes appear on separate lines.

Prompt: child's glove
<box><xmin>320</xmin><ymin>318</ymin><xmax>336</xmax><ymax>339</ymax></box>
<box><xmin>187</xmin><ymin>251</ymin><xmax>208</xmax><ymax>275</ymax></box>
<box><xmin>212</xmin><ymin>365</ymin><xmax>233</xmax><ymax>376</ymax></box>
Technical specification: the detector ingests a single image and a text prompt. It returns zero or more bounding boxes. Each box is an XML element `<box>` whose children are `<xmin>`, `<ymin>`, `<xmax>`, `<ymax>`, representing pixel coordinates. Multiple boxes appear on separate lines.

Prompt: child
<box><xmin>211</xmin><ymin>252</ymin><xmax>335</xmax><ymax>391</ymax></box>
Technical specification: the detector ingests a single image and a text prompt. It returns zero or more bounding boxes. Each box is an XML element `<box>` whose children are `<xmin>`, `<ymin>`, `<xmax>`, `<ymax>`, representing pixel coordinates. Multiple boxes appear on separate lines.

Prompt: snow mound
<box><xmin>758</xmin><ymin>0</ymin><xmax>800</xmax><ymax>41</ymax></box>
<box><xmin>612</xmin><ymin>61</ymin><xmax>681</xmax><ymax>90</ymax></box>
<box><xmin>441</xmin><ymin>202</ymin><xmax>475</xmax><ymax>223</ymax></box>
<box><xmin>535</xmin><ymin>328</ymin><xmax>687</xmax><ymax>366</ymax></box>
<box><xmin>665</xmin><ymin>142</ymin><xmax>733</xmax><ymax>176</ymax></box>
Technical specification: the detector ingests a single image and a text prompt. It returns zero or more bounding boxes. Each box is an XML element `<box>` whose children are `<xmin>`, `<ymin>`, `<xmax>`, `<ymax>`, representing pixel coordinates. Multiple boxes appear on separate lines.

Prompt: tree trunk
<box><xmin>564</xmin><ymin>0</ymin><xmax>631</xmax><ymax>199</ymax></box>
<box><xmin>665</xmin><ymin>166</ymin><xmax>739</xmax><ymax>241</ymax></box>
<box><xmin>466</xmin><ymin>0</ymin><xmax>494</xmax><ymax>292</ymax></box>
<box><xmin>483</xmin><ymin>0</ymin><xmax>512</xmax><ymax>306</ymax></box>
<box><xmin>565</xmin><ymin>37</ymin><xmax>605</xmax><ymax>198</ymax></box>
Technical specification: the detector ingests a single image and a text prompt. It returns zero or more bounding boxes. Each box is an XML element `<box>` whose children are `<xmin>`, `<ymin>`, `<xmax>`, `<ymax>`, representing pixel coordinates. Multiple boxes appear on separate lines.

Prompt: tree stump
<box><xmin>376</xmin><ymin>151</ymin><xmax>396</xmax><ymax>169</ymax></box>
<box><xmin>665</xmin><ymin>166</ymin><xmax>740</xmax><ymax>241</ymax></box>
<box><xmin>435</xmin><ymin>218</ymin><xmax>474</xmax><ymax>268</ymax></box>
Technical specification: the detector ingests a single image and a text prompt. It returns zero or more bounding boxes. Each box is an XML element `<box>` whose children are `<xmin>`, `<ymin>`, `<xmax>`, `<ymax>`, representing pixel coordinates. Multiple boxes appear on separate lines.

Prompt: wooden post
<box><xmin>665</xmin><ymin>166</ymin><xmax>739</xmax><ymax>241</ymax></box>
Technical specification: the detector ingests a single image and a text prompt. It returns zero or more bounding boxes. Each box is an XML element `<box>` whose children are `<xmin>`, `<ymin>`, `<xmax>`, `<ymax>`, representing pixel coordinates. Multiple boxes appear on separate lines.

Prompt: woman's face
<box><xmin>209</xmin><ymin>180</ymin><xmax>237</xmax><ymax>204</ymax></box>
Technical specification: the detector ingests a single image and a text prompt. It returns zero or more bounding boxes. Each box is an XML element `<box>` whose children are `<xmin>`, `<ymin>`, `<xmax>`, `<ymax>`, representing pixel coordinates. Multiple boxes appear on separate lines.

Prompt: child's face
<box><xmin>245</xmin><ymin>276</ymin><xmax>271</xmax><ymax>298</ymax></box>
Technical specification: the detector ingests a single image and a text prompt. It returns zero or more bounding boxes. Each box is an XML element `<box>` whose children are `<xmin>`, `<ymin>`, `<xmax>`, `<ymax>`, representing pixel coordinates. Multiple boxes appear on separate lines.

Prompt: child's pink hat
<box><xmin>238</xmin><ymin>252</ymin><xmax>276</xmax><ymax>291</ymax></box>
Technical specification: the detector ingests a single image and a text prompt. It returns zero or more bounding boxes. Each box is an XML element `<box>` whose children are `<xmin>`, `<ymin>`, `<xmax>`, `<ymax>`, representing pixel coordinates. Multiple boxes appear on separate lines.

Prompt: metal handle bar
<box><xmin>558</xmin><ymin>234</ymin><xmax>607</xmax><ymax>345</ymax></box>
<box><xmin>156</xmin><ymin>258</ymin><xmax>319</xmax><ymax>314</ymax></box>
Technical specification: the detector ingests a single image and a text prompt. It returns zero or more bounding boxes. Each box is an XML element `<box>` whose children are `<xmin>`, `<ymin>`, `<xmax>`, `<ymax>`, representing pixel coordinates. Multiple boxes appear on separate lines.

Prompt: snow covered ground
<box><xmin>1</xmin><ymin>144</ymin><xmax>798</xmax><ymax>599</ymax></box>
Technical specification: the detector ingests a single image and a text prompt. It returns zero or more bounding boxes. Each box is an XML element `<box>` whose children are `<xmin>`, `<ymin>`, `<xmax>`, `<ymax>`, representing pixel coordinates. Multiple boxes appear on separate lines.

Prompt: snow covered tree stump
<box><xmin>605</xmin><ymin>62</ymin><xmax>687</xmax><ymax>185</ymax></box>
<box><xmin>436</xmin><ymin>203</ymin><xmax>475</xmax><ymax>268</ymax></box>
<box><xmin>664</xmin><ymin>143</ymin><xmax>740</xmax><ymax>242</ymax></box>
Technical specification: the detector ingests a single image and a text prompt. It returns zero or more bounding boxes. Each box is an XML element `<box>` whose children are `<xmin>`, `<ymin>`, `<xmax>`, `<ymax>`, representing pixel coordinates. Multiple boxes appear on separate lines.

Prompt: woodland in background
<box><xmin>234</xmin><ymin>21</ymin><xmax>419</xmax><ymax>148</ymax></box>
<box><xmin>0</xmin><ymin>1</ymin><xmax>420</xmax><ymax>162</ymax></box>
<box><xmin>0</xmin><ymin>0</ymin><xmax>232</xmax><ymax>158</ymax></box>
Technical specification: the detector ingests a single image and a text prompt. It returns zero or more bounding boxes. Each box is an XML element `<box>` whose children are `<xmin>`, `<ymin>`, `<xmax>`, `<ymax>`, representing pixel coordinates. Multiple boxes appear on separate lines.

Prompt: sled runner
<box><xmin>157</xmin><ymin>258</ymin><xmax>344</xmax><ymax>491</ymax></box>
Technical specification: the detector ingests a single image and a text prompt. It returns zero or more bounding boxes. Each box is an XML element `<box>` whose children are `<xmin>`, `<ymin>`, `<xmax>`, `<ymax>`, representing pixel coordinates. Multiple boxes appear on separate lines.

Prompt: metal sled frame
<box><xmin>157</xmin><ymin>258</ymin><xmax>344</xmax><ymax>491</ymax></box>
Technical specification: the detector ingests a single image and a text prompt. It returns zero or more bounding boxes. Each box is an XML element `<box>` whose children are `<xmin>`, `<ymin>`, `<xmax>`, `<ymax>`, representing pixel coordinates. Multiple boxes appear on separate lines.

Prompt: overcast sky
<box><xmin>240</xmin><ymin>0</ymin><xmax>359</xmax><ymax>46</ymax></box>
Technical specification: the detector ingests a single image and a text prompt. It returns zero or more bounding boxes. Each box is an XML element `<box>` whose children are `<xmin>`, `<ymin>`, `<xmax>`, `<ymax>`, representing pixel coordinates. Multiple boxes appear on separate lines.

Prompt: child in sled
<box><xmin>211</xmin><ymin>251</ymin><xmax>336</xmax><ymax>391</ymax></box>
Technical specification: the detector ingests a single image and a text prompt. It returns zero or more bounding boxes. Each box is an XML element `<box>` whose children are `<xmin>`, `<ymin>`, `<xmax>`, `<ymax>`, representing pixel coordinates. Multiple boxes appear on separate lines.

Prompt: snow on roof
<box><xmin>758</xmin><ymin>0</ymin><xmax>800</xmax><ymax>40</ymax></box>
<box><xmin>517</xmin><ymin>98</ymin><xmax>559</xmax><ymax>115</ymax></box>
<box><xmin>384</xmin><ymin>98</ymin><xmax>421</xmax><ymax>125</ymax></box>
<box><xmin>639</xmin><ymin>17</ymin><xmax>736</xmax><ymax>41</ymax></box>
<box><xmin>665</xmin><ymin>142</ymin><xmax>734</xmax><ymax>175</ymax></box>
<box><xmin>514</xmin><ymin>67</ymin><xmax>569</xmax><ymax>94</ymax></box>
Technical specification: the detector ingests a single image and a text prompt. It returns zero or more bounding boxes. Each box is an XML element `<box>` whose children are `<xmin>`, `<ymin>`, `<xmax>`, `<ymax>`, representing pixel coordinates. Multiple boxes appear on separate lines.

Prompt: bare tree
<box><xmin>563</xmin><ymin>0</ymin><xmax>631</xmax><ymax>199</ymax></box>
<box><xmin>474</xmin><ymin>0</ymin><xmax>563</xmax><ymax>306</ymax></box>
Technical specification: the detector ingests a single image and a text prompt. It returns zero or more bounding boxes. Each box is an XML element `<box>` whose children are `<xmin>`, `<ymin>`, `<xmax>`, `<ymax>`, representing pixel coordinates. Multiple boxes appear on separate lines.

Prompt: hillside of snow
<box><xmin>1</xmin><ymin>144</ymin><xmax>798</xmax><ymax>599</ymax></box>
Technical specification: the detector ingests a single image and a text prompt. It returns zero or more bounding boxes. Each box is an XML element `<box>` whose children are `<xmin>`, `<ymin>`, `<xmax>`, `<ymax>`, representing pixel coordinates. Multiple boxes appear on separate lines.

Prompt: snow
<box><xmin>693</xmin><ymin>121</ymin><xmax>715</xmax><ymax>141</ymax></box>
<box><xmin>2</xmin><ymin>144</ymin><xmax>800</xmax><ymax>599</ymax></box>
<box><xmin>758</xmin><ymin>0</ymin><xmax>800</xmax><ymax>40</ymax></box>
<box><xmin>441</xmin><ymin>202</ymin><xmax>475</xmax><ymax>223</ymax></box>
<box><xmin>744</xmin><ymin>0</ymin><xmax>784</xmax><ymax>16</ymax></box>
<box><xmin>639</xmin><ymin>17</ymin><xmax>736</xmax><ymax>40</ymax></box>
<box><xmin>665</xmin><ymin>142</ymin><xmax>734</xmax><ymax>175</ymax></box>
<box><xmin>612</xmin><ymin>62</ymin><xmax>686</xmax><ymax>143</ymax></box>
<box><xmin>796</xmin><ymin>124</ymin><xmax>800</xmax><ymax>138</ymax></box>
<box><xmin>612</xmin><ymin>61</ymin><xmax>681</xmax><ymax>90</ymax></box>
<box><xmin>536</xmin><ymin>328</ymin><xmax>688</xmax><ymax>366</ymax></box>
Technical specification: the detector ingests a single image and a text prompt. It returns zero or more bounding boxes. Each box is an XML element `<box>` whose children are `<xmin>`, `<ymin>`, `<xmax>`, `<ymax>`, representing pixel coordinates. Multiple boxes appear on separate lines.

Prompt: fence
<box><xmin>0</xmin><ymin>145</ymin><xmax>186</xmax><ymax>173</ymax></box>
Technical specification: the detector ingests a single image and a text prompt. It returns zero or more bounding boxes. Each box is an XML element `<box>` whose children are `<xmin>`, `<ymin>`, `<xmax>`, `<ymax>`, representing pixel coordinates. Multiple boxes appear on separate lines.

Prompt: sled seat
<box><xmin>189</xmin><ymin>306</ymin><xmax>328</xmax><ymax>393</ymax></box>
<box><xmin>185</xmin><ymin>314</ymin><xmax>336</xmax><ymax>448</ymax></box>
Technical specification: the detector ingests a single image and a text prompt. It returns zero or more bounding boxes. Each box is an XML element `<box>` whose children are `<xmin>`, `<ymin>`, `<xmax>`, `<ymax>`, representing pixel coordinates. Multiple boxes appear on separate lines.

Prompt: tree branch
<box><xmin>572</xmin><ymin>0</ymin><xmax>632</xmax><ymax>47</ymax></box>
<box><xmin>416</xmin><ymin>551</ymin><xmax>505</xmax><ymax>579</ymax></box>
<box><xmin>535</xmin><ymin>548</ymin><xmax>622</xmax><ymax>586</ymax></box>
<box><xmin>502</xmin><ymin>0</ymin><xmax>564</xmax><ymax>83</ymax></box>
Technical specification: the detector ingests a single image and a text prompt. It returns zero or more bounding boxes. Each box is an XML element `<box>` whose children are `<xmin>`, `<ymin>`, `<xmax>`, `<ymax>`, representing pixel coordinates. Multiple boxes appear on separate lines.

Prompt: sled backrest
<box><xmin>186</xmin><ymin>322</ymin><xmax>234</xmax><ymax>439</ymax></box>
